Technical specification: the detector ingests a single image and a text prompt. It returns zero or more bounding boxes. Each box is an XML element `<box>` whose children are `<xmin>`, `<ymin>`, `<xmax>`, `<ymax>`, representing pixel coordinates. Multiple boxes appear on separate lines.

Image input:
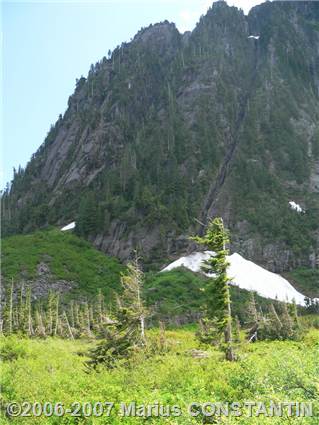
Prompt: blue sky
<box><xmin>2</xmin><ymin>0</ymin><xmax>263</xmax><ymax>188</ymax></box>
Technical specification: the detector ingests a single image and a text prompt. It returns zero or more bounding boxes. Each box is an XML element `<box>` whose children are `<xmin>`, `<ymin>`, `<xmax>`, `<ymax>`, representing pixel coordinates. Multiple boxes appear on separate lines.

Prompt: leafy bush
<box><xmin>0</xmin><ymin>337</ymin><xmax>29</xmax><ymax>361</ymax></box>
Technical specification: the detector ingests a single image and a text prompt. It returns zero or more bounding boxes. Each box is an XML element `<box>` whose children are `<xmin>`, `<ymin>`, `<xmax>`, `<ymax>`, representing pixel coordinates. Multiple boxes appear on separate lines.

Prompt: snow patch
<box><xmin>162</xmin><ymin>251</ymin><xmax>308</xmax><ymax>305</ymax></box>
<box><xmin>61</xmin><ymin>221</ymin><xmax>76</xmax><ymax>232</ymax></box>
<box><xmin>228</xmin><ymin>253</ymin><xmax>306</xmax><ymax>305</ymax></box>
<box><xmin>289</xmin><ymin>201</ymin><xmax>305</xmax><ymax>213</ymax></box>
<box><xmin>248</xmin><ymin>35</ymin><xmax>260</xmax><ymax>40</ymax></box>
<box><xmin>163</xmin><ymin>251</ymin><xmax>211</xmax><ymax>274</ymax></box>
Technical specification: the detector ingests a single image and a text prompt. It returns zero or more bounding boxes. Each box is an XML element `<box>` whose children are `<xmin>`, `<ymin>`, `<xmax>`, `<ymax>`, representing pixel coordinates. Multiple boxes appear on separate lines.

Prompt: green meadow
<box><xmin>1</xmin><ymin>328</ymin><xmax>318</xmax><ymax>424</ymax></box>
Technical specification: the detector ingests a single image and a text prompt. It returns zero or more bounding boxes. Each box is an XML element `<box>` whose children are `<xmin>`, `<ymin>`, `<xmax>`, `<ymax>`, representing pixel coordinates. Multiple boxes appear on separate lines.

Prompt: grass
<box><xmin>1</xmin><ymin>229</ymin><xmax>125</xmax><ymax>300</ymax></box>
<box><xmin>1</xmin><ymin>329</ymin><xmax>318</xmax><ymax>424</ymax></box>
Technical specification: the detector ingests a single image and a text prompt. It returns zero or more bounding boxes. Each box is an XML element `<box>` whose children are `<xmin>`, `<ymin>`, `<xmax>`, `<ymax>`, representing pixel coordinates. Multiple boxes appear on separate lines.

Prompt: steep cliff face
<box><xmin>2</xmin><ymin>1</ymin><xmax>319</xmax><ymax>271</ymax></box>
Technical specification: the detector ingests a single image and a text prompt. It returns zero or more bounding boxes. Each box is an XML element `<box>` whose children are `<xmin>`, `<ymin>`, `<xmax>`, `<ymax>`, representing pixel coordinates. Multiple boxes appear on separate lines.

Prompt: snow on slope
<box><xmin>162</xmin><ymin>251</ymin><xmax>307</xmax><ymax>305</ymax></box>
<box><xmin>61</xmin><ymin>221</ymin><xmax>76</xmax><ymax>231</ymax></box>
<box><xmin>289</xmin><ymin>201</ymin><xmax>304</xmax><ymax>213</ymax></box>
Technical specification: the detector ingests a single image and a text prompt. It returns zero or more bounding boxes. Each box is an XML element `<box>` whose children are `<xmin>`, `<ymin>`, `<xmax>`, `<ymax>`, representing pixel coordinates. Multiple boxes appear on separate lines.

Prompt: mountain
<box><xmin>2</xmin><ymin>1</ymin><xmax>319</xmax><ymax>273</ymax></box>
<box><xmin>162</xmin><ymin>250</ymin><xmax>310</xmax><ymax>305</ymax></box>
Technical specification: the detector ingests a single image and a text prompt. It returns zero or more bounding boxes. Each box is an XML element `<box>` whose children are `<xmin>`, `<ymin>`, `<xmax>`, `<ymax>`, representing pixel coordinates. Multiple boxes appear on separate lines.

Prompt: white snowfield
<box><xmin>289</xmin><ymin>201</ymin><xmax>305</xmax><ymax>213</ymax></box>
<box><xmin>162</xmin><ymin>251</ymin><xmax>309</xmax><ymax>306</ymax></box>
<box><xmin>61</xmin><ymin>221</ymin><xmax>76</xmax><ymax>231</ymax></box>
<box><xmin>248</xmin><ymin>35</ymin><xmax>260</xmax><ymax>40</ymax></box>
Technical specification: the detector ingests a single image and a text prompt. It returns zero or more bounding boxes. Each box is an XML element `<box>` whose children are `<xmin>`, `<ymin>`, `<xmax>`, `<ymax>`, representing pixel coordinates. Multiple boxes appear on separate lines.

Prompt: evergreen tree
<box><xmin>86</xmin><ymin>257</ymin><xmax>148</xmax><ymax>369</ymax></box>
<box><xmin>76</xmin><ymin>193</ymin><xmax>99</xmax><ymax>237</ymax></box>
<box><xmin>120</xmin><ymin>258</ymin><xmax>148</xmax><ymax>342</ymax></box>
<box><xmin>191</xmin><ymin>217</ymin><xmax>235</xmax><ymax>361</ymax></box>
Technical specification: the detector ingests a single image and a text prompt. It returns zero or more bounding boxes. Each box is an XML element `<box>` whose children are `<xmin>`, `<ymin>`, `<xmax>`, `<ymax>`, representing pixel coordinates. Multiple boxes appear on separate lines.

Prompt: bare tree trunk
<box><xmin>35</xmin><ymin>309</ymin><xmax>46</xmax><ymax>338</ymax></box>
<box><xmin>8</xmin><ymin>279</ymin><xmax>14</xmax><ymax>334</ymax></box>
<box><xmin>140</xmin><ymin>315</ymin><xmax>145</xmax><ymax>341</ymax></box>
<box><xmin>47</xmin><ymin>292</ymin><xmax>54</xmax><ymax>335</ymax></box>
<box><xmin>97</xmin><ymin>289</ymin><xmax>103</xmax><ymax>325</ymax></box>
<box><xmin>221</xmin><ymin>218</ymin><xmax>235</xmax><ymax>362</ymax></box>
<box><xmin>159</xmin><ymin>321</ymin><xmax>166</xmax><ymax>351</ymax></box>
<box><xmin>0</xmin><ymin>275</ymin><xmax>4</xmax><ymax>333</ymax></box>
<box><xmin>224</xmin><ymin>314</ymin><xmax>235</xmax><ymax>361</ymax></box>
<box><xmin>54</xmin><ymin>295</ymin><xmax>59</xmax><ymax>336</ymax></box>
<box><xmin>70</xmin><ymin>301</ymin><xmax>75</xmax><ymax>329</ymax></box>
<box><xmin>13</xmin><ymin>306</ymin><xmax>19</xmax><ymax>330</ymax></box>
<box><xmin>63</xmin><ymin>311</ymin><xmax>74</xmax><ymax>340</ymax></box>
<box><xmin>84</xmin><ymin>302</ymin><xmax>92</xmax><ymax>337</ymax></box>
<box><xmin>26</xmin><ymin>286</ymin><xmax>33</xmax><ymax>337</ymax></box>
<box><xmin>18</xmin><ymin>282</ymin><xmax>25</xmax><ymax>331</ymax></box>
<box><xmin>89</xmin><ymin>306</ymin><xmax>94</xmax><ymax>331</ymax></box>
<box><xmin>136</xmin><ymin>284</ymin><xmax>145</xmax><ymax>342</ymax></box>
<box><xmin>74</xmin><ymin>303</ymin><xmax>80</xmax><ymax>329</ymax></box>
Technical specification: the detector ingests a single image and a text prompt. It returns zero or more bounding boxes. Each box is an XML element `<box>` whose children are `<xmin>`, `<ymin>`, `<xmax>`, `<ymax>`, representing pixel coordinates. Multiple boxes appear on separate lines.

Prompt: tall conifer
<box><xmin>191</xmin><ymin>217</ymin><xmax>235</xmax><ymax>361</ymax></box>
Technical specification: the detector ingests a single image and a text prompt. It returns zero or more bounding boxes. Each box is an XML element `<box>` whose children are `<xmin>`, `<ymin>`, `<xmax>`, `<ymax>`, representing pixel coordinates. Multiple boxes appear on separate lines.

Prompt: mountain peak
<box><xmin>133</xmin><ymin>21</ymin><xmax>180</xmax><ymax>48</ymax></box>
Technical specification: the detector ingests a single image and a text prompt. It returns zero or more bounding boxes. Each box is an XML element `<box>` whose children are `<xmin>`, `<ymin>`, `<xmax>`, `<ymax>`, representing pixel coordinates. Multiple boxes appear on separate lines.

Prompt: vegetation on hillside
<box><xmin>287</xmin><ymin>268</ymin><xmax>319</xmax><ymax>298</ymax></box>
<box><xmin>1</xmin><ymin>229</ymin><xmax>124</xmax><ymax>299</ymax></box>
